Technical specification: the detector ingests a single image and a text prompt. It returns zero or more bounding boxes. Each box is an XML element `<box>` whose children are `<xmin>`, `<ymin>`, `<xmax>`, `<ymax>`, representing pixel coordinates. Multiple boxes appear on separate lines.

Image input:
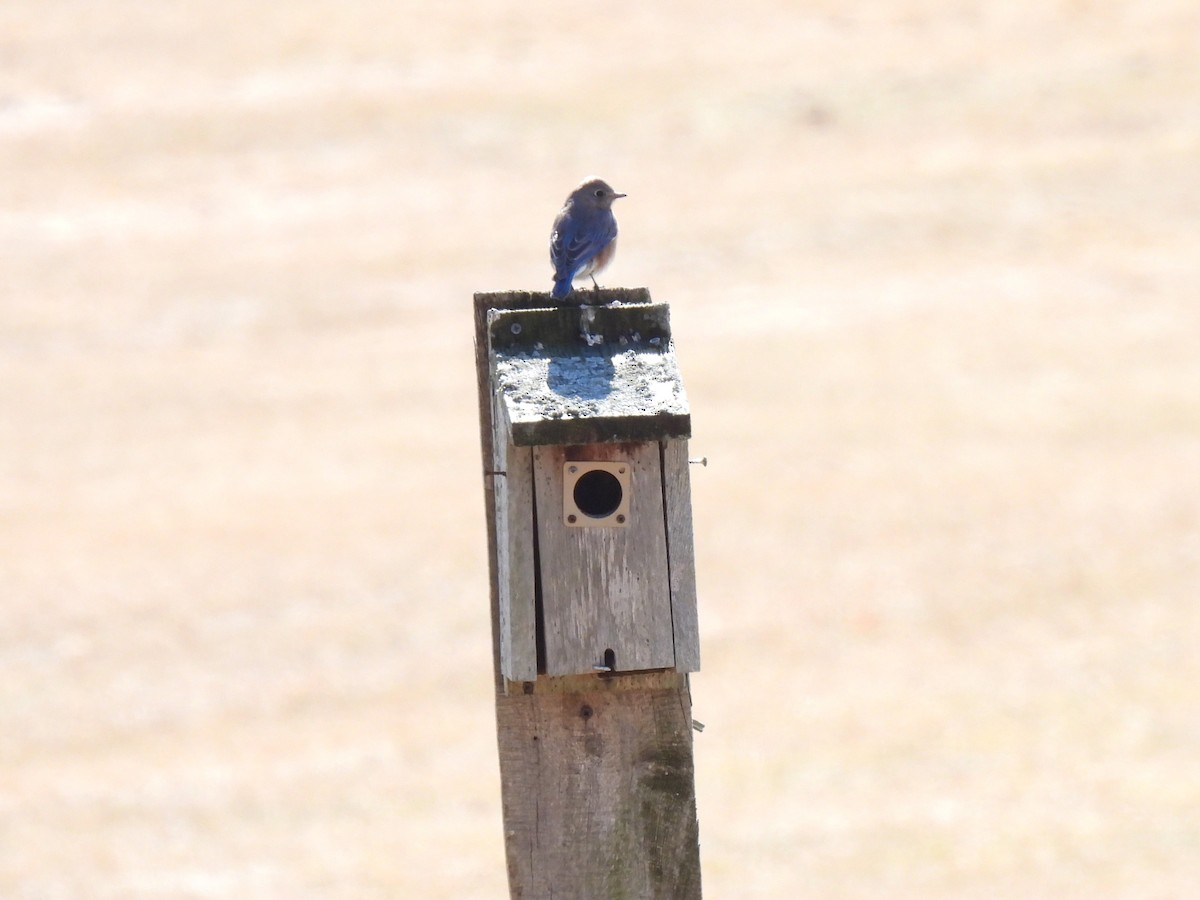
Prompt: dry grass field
<box><xmin>3</xmin><ymin>1</ymin><xmax>1199</xmax><ymax>897</ymax></box>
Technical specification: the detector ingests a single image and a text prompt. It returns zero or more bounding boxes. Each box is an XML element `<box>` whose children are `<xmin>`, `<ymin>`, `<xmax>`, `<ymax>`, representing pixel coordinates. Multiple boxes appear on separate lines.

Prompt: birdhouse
<box><xmin>482</xmin><ymin>288</ymin><xmax>700</xmax><ymax>682</ymax></box>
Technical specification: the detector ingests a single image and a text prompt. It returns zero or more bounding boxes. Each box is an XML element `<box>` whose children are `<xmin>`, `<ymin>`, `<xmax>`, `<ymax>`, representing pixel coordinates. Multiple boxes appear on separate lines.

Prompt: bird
<box><xmin>549</xmin><ymin>177</ymin><xmax>626</xmax><ymax>300</ymax></box>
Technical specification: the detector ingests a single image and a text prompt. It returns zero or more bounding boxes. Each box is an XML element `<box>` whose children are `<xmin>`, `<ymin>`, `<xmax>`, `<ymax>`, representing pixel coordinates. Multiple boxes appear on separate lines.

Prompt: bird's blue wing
<box><xmin>551</xmin><ymin>213</ymin><xmax>616</xmax><ymax>281</ymax></box>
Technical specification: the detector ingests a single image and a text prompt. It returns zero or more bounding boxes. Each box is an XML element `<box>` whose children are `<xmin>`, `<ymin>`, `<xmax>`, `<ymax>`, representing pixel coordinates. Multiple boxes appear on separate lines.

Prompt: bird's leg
<box><xmin>590</xmin><ymin>275</ymin><xmax>600</xmax><ymax>290</ymax></box>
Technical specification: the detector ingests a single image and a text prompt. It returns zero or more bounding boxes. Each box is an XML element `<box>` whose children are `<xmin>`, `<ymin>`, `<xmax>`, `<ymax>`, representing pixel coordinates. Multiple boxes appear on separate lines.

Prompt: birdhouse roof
<box><xmin>488</xmin><ymin>297</ymin><xmax>691</xmax><ymax>446</ymax></box>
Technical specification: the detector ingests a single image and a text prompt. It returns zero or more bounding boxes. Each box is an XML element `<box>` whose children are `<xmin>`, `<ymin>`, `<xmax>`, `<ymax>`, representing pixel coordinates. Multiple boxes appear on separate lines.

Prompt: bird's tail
<box><xmin>550</xmin><ymin>278</ymin><xmax>572</xmax><ymax>300</ymax></box>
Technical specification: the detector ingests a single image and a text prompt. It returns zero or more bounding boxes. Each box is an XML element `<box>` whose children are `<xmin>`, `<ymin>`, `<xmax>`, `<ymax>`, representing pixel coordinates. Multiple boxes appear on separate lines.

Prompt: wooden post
<box><xmin>474</xmin><ymin>289</ymin><xmax>703</xmax><ymax>899</ymax></box>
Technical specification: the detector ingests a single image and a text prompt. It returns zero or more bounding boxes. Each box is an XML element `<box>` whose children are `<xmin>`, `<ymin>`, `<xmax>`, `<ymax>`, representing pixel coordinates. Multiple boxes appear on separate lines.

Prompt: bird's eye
<box><xmin>594</xmin><ymin>189</ymin><xmax>605</xmax><ymax>198</ymax></box>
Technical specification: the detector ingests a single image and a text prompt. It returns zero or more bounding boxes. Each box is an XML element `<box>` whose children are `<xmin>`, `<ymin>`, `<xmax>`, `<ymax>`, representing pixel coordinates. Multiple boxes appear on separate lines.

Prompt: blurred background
<box><xmin>2</xmin><ymin>1</ymin><xmax>1198</xmax><ymax>897</ymax></box>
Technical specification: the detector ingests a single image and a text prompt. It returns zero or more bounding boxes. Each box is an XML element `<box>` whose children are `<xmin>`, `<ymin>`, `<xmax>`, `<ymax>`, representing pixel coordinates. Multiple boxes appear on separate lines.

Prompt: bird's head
<box><xmin>572</xmin><ymin>177</ymin><xmax>626</xmax><ymax>210</ymax></box>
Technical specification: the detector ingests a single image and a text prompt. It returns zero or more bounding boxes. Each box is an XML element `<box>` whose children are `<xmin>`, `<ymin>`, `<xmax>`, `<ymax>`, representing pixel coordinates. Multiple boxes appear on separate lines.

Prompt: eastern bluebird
<box><xmin>549</xmin><ymin>177</ymin><xmax>626</xmax><ymax>300</ymax></box>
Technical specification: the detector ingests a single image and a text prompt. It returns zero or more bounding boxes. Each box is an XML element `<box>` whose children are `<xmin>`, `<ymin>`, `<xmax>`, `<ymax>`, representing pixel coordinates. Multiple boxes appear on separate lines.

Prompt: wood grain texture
<box><xmin>533</xmin><ymin>442</ymin><xmax>675</xmax><ymax>676</ymax></box>
<box><xmin>474</xmin><ymin>292</ymin><xmax>507</xmax><ymax>692</ymax></box>
<box><xmin>487</xmin><ymin>301</ymin><xmax>668</xmax><ymax>352</ymax></box>
<box><xmin>496</xmin><ymin>675</ymin><xmax>701</xmax><ymax>900</ymax></box>
<box><xmin>662</xmin><ymin>439</ymin><xmax>701</xmax><ymax>673</ymax></box>
<box><xmin>495</xmin><ymin>434</ymin><xmax>538</xmax><ymax>681</ymax></box>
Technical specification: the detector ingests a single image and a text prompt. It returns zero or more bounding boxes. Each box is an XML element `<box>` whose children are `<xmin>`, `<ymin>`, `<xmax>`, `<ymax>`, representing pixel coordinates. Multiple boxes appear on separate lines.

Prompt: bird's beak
<box><xmin>613</xmin><ymin>192</ymin><xmax>627</xmax><ymax>199</ymax></box>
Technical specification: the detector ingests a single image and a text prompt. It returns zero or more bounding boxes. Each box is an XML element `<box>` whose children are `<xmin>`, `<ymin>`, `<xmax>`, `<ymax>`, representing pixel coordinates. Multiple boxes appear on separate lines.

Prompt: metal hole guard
<box><xmin>562</xmin><ymin>461</ymin><xmax>631</xmax><ymax>527</ymax></box>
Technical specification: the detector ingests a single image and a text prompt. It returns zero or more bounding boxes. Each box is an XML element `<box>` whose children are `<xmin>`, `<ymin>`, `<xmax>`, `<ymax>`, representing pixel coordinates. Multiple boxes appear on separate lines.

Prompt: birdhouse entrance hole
<box><xmin>563</xmin><ymin>461</ymin><xmax>630</xmax><ymax>528</ymax></box>
<box><xmin>574</xmin><ymin>469</ymin><xmax>622</xmax><ymax>517</ymax></box>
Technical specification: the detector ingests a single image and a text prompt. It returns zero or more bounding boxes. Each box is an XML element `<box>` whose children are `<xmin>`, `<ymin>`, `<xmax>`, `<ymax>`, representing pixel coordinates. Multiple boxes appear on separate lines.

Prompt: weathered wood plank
<box><xmin>513</xmin><ymin>411</ymin><xmax>692</xmax><ymax>450</ymax></box>
<box><xmin>497</xmin><ymin>675</ymin><xmax>701</xmax><ymax>899</ymax></box>
<box><xmin>488</xmin><ymin>302</ymin><xmax>669</xmax><ymax>352</ymax></box>
<box><xmin>533</xmin><ymin>442</ymin><xmax>675</xmax><ymax>676</ymax></box>
<box><xmin>489</xmin><ymin>301</ymin><xmax>691</xmax><ymax>448</ymax></box>
<box><xmin>512</xmin><ymin>669</ymin><xmax>685</xmax><ymax>695</ymax></box>
<box><xmin>662</xmin><ymin>439</ymin><xmax>701</xmax><ymax>673</ymax></box>
<box><xmin>474</xmin><ymin>293</ymin><xmax>506</xmax><ymax>693</ymax></box>
<box><xmin>494</xmin><ymin>431</ymin><xmax>538</xmax><ymax>681</ymax></box>
<box><xmin>478</xmin><ymin>287</ymin><xmax>652</xmax><ymax>312</ymax></box>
